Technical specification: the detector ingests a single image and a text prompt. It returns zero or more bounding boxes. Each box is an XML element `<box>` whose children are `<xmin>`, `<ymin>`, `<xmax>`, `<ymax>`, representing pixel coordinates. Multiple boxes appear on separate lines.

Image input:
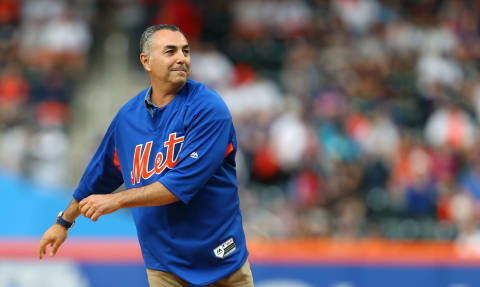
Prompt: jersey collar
<box><xmin>144</xmin><ymin>87</ymin><xmax>158</xmax><ymax>118</ymax></box>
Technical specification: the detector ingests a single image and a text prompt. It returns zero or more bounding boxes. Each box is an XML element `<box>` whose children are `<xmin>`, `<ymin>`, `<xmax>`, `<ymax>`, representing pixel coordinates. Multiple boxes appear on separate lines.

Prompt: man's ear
<box><xmin>140</xmin><ymin>53</ymin><xmax>151</xmax><ymax>72</ymax></box>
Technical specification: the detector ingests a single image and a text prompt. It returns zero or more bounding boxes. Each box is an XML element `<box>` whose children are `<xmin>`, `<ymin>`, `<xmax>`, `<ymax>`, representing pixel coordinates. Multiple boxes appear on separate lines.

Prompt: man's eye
<box><xmin>165</xmin><ymin>50</ymin><xmax>174</xmax><ymax>54</ymax></box>
<box><xmin>183</xmin><ymin>50</ymin><xmax>190</xmax><ymax>54</ymax></box>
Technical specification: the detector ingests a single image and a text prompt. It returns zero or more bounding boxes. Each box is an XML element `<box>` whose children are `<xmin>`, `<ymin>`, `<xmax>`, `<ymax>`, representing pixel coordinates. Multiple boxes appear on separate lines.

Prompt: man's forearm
<box><xmin>63</xmin><ymin>198</ymin><xmax>81</xmax><ymax>222</ymax></box>
<box><xmin>117</xmin><ymin>181</ymin><xmax>179</xmax><ymax>209</ymax></box>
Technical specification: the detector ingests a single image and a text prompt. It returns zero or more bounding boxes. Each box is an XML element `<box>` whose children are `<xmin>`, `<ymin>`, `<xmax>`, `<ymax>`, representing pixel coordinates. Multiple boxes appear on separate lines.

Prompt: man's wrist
<box><xmin>62</xmin><ymin>212</ymin><xmax>76</xmax><ymax>223</ymax></box>
<box><xmin>56</xmin><ymin>211</ymin><xmax>75</xmax><ymax>229</ymax></box>
<box><xmin>114</xmin><ymin>189</ymin><xmax>129</xmax><ymax>209</ymax></box>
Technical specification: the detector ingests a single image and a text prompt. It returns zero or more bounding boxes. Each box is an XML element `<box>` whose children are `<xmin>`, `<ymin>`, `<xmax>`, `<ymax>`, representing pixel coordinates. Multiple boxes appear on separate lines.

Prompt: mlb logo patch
<box><xmin>213</xmin><ymin>238</ymin><xmax>236</xmax><ymax>259</ymax></box>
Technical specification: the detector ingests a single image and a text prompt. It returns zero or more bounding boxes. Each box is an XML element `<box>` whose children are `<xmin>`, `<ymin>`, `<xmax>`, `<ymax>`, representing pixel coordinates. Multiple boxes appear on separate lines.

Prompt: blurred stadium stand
<box><xmin>2</xmin><ymin>0</ymin><xmax>480</xmax><ymax>286</ymax></box>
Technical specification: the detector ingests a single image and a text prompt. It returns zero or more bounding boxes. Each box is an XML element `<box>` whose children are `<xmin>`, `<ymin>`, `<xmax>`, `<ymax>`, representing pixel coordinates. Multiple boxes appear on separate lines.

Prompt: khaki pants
<box><xmin>146</xmin><ymin>260</ymin><xmax>254</xmax><ymax>287</ymax></box>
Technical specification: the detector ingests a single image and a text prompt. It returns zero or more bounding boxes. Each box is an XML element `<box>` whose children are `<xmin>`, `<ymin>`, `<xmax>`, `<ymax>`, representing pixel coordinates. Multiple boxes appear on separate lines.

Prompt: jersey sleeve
<box><xmin>159</xmin><ymin>97</ymin><xmax>234</xmax><ymax>204</ymax></box>
<box><xmin>73</xmin><ymin>115</ymin><xmax>124</xmax><ymax>202</ymax></box>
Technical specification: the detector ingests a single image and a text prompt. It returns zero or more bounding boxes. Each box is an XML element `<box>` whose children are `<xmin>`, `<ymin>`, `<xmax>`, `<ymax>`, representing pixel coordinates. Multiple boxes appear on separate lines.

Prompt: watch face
<box><xmin>57</xmin><ymin>211</ymin><xmax>64</xmax><ymax>217</ymax></box>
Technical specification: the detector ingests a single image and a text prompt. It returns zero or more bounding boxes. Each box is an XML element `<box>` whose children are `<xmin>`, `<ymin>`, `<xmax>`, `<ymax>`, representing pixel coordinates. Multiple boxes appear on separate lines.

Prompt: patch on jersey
<box><xmin>213</xmin><ymin>238</ymin><xmax>236</xmax><ymax>259</ymax></box>
<box><xmin>189</xmin><ymin>152</ymin><xmax>199</xmax><ymax>159</ymax></box>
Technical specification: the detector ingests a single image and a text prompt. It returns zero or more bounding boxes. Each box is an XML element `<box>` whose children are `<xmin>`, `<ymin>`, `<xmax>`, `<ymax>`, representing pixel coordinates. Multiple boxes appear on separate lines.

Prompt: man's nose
<box><xmin>175</xmin><ymin>51</ymin><xmax>187</xmax><ymax>63</ymax></box>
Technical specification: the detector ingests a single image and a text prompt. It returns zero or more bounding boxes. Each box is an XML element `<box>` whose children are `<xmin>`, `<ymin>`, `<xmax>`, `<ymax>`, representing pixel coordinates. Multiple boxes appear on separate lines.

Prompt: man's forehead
<box><xmin>153</xmin><ymin>30</ymin><xmax>188</xmax><ymax>47</ymax></box>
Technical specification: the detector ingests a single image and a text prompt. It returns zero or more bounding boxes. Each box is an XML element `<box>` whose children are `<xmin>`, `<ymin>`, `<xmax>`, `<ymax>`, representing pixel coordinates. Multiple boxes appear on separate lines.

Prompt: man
<box><xmin>37</xmin><ymin>24</ymin><xmax>254</xmax><ymax>287</ymax></box>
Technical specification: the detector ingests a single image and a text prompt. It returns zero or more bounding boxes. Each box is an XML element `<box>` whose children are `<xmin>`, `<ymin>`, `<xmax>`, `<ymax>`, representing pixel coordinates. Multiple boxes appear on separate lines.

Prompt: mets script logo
<box><xmin>130</xmin><ymin>132</ymin><xmax>184</xmax><ymax>185</ymax></box>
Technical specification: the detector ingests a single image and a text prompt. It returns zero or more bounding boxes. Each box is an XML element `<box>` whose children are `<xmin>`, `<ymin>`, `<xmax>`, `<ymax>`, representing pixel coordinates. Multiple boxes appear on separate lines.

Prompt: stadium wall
<box><xmin>1</xmin><ymin>239</ymin><xmax>480</xmax><ymax>287</ymax></box>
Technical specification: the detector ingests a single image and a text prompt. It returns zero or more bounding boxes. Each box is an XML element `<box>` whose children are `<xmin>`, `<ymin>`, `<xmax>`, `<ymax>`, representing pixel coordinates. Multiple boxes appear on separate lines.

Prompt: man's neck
<box><xmin>150</xmin><ymin>81</ymin><xmax>184</xmax><ymax>107</ymax></box>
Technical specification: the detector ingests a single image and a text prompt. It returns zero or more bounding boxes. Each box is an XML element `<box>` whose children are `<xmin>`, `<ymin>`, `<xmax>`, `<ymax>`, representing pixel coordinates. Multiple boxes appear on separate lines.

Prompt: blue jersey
<box><xmin>73</xmin><ymin>79</ymin><xmax>248</xmax><ymax>285</ymax></box>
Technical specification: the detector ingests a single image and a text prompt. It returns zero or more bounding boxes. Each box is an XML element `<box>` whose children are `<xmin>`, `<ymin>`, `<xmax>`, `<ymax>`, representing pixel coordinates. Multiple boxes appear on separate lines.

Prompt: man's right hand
<box><xmin>37</xmin><ymin>224</ymin><xmax>68</xmax><ymax>259</ymax></box>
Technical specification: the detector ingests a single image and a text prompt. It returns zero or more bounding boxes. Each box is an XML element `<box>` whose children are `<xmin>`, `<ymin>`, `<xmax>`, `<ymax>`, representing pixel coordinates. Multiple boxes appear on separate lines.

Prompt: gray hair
<box><xmin>139</xmin><ymin>24</ymin><xmax>183</xmax><ymax>58</ymax></box>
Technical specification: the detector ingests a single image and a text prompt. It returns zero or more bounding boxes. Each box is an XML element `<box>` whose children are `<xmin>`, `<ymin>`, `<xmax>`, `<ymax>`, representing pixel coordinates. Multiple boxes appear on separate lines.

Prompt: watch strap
<box><xmin>56</xmin><ymin>211</ymin><xmax>74</xmax><ymax>229</ymax></box>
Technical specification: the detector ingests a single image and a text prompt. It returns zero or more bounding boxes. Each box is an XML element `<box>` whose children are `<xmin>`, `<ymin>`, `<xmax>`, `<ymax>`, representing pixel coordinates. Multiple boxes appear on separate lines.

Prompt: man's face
<box><xmin>142</xmin><ymin>30</ymin><xmax>191</xmax><ymax>87</ymax></box>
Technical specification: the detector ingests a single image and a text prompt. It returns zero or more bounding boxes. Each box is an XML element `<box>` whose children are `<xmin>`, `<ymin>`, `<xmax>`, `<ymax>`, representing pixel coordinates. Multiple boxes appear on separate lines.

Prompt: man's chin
<box><xmin>177</xmin><ymin>75</ymin><xmax>187</xmax><ymax>82</ymax></box>
<box><xmin>171</xmin><ymin>76</ymin><xmax>187</xmax><ymax>87</ymax></box>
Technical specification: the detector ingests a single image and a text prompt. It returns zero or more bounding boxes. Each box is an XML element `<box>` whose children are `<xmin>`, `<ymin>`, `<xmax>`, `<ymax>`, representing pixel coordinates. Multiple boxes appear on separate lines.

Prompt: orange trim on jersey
<box><xmin>113</xmin><ymin>148</ymin><xmax>122</xmax><ymax>172</ymax></box>
<box><xmin>224</xmin><ymin>142</ymin><xmax>234</xmax><ymax>158</ymax></box>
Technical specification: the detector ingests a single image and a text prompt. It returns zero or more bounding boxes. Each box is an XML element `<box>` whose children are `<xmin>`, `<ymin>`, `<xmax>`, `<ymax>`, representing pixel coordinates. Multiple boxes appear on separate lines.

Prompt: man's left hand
<box><xmin>79</xmin><ymin>194</ymin><xmax>121</xmax><ymax>222</ymax></box>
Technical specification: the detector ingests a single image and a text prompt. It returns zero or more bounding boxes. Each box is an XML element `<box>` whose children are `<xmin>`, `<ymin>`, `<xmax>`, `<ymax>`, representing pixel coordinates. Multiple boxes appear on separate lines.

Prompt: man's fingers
<box><xmin>91</xmin><ymin>211</ymin><xmax>102</xmax><ymax>222</ymax></box>
<box><xmin>38</xmin><ymin>238</ymin><xmax>54</xmax><ymax>259</ymax></box>
<box><xmin>38</xmin><ymin>225</ymin><xmax>68</xmax><ymax>260</ymax></box>
<box><xmin>84</xmin><ymin>207</ymin><xmax>96</xmax><ymax>219</ymax></box>
<box><xmin>47</xmin><ymin>241</ymin><xmax>54</xmax><ymax>256</ymax></box>
<box><xmin>50</xmin><ymin>239</ymin><xmax>62</xmax><ymax>257</ymax></box>
<box><xmin>80</xmin><ymin>205</ymin><xmax>91</xmax><ymax>216</ymax></box>
<box><xmin>38</xmin><ymin>239</ymin><xmax>48</xmax><ymax>259</ymax></box>
<box><xmin>79</xmin><ymin>202</ymin><xmax>89</xmax><ymax>214</ymax></box>
<box><xmin>38</xmin><ymin>241</ymin><xmax>43</xmax><ymax>259</ymax></box>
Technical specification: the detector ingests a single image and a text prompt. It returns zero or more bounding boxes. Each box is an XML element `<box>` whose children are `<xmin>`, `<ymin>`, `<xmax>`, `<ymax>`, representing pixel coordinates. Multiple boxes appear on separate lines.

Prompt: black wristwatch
<box><xmin>56</xmin><ymin>211</ymin><xmax>75</xmax><ymax>229</ymax></box>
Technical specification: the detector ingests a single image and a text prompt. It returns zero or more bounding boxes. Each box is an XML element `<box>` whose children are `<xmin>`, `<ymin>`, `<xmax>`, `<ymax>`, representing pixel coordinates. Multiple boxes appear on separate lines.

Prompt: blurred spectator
<box><xmin>232</xmin><ymin>0</ymin><xmax>312</xmax><ymax>39</ymax></box>
<box><xmin>269</xmin><ymin>111</ymin><xmax>311</xmax><ymax>172</ymax></box>
<box><xmin>190</xmin><ymin>43</ymin><xmax>234</xmax><ymax>91</ymax></box>
<box><xmin>281</xmin><ymin>41</ymin><xmax>320</xmax><ymax>100</ymax></box>
<box><xmin>332</xmin><ymin>0</ymin><xmax>381</xmax><ymax>34</ymax></box>
<box><xmin>0</xmin><ymin>0</ymin><xmax>20</xmax><ymax>26</ymax></box>
<box><xmin>0</xmin><ymin>0</ymin><xmax>93</xmax><ymax>189</ymax></box>
<box><xmin>424</xmin><ymin>102</ymin><xmax>476</xmax><ymax>150</ymax></box>
<box><xmin>459</xmin><ymin>154</ymin><xmax>480</xmax><ymax>206</ymax></box>
<box><xmin>334</xmin><ymin>196</ymin><xmax>366</xmax><ymax>238</ymax></box>
<box><xmin>0</xmin><ymin>123</ymin><xmax>29</xmax><ymax>173</ymax></box>
<box><xmin>37</xmin><ymin>9</ymin><xmax>91</xmax><ymax>71</ymax></box>
<box><xmin>347</xmin><ymin>108</ymin><xmax>400</xmax><ymax>161</ymax></box>
<box><xmin>151</xmin><ymin>0</ymin><xmax>203</xmax><ymax>43</ymax></box>
<box><xmin>25</xmin><ymin>123</ymin><xmax>70</xmax><ymax>187</ymax></box>
<box><xmin>404</xmin><ymin>161</ymin><xmax>437</xmax><ymax>217</ymax></box>
<box><xmin>416</xmin><ymin>54</ymin><xmax>463</xmax><ymax>99</ymax></box>
<box><xmin>0</xmin><ymin>63</ymin><xmax>29</xmax><ymax>125</ymax></box>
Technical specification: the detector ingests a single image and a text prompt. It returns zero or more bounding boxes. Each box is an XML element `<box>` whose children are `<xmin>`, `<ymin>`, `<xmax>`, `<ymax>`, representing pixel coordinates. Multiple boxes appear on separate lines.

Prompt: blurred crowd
<box><xmin>192</xmin><ymin>0</ymin><xmax>480</xmax><ymax>242</ymax></box>
<box><xmin>0</xmin><ymin>0</ymin><xmax>92</xmax><ymax>185</ymax></box>
<box><xmin>3</xmin><ymin>0</ymin><xmax>480</xmax><ymax>242</ymax></box>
